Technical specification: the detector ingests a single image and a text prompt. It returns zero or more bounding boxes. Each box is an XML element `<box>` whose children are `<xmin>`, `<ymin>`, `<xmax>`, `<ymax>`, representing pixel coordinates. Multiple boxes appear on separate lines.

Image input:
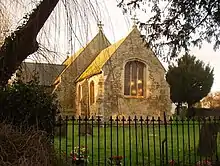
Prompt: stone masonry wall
<box><xmin>55</xmin><ymin>67</ymin><xmax>77</xmax><ymax>116</ymax></box>
<box><xmin>76</xmin><ymin>73</ymin><xmax>104</xmax><ymax>117</ymax></box>
<box><xmin>102</xmin><ymin>27</ymin><xmax>172</xmax><ymax>119</ymax></box>
<box><xmin>55</xmin><ymin>31</ymin><xmax>110</xmax><ymax>116</ymax></box>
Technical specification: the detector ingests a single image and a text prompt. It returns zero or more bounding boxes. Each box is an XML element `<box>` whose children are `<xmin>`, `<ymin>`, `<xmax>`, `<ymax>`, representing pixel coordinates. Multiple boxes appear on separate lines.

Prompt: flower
<box><xmin>196</xmin><ymin>160</ymin><xmax>212</xmax><ymax>166</ymax></box>
<box><xmin>70</xmin><ymin>146</ymin><xmax>89</xmax><ymax>162</ymax></box>
<box><xmin>169</xmin><ymin>159</ymin><xmax>176</xmax><ymax>166</ymax></box>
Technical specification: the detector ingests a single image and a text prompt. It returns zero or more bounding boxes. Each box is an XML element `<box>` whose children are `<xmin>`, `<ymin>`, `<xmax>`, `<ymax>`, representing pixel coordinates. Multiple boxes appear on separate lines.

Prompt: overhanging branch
<box><xmin>0</xmin><ymin>0</ymin><xmax>59</xmax><ymax>86</ymax></box>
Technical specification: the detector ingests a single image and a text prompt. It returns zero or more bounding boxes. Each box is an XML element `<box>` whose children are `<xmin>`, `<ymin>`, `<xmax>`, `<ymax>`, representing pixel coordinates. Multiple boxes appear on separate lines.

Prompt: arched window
<box><xmin>90</xmin><ymin>81</ymin><xmax>95</xmax><ymax>104</ymax></box>
<box><xmin>124</xmin><ymin>61</ymin><xmax>145</xmax><ymax>97</ymax></box>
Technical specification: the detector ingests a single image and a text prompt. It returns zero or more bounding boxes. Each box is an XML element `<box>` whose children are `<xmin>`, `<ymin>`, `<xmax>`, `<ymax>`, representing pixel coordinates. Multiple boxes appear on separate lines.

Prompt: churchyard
<box><xmin>54</xmin><ymin>117</ymin><xmax>220</xmax><ymax>166</ymax></box>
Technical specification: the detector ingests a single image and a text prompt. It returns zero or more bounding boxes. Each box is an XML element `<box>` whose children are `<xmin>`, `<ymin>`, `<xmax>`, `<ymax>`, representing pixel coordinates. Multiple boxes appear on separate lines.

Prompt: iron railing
<box><xmin>54</xmin><ymin>114</ymin><xmax>220</xmax><ymax>166</ymax></box>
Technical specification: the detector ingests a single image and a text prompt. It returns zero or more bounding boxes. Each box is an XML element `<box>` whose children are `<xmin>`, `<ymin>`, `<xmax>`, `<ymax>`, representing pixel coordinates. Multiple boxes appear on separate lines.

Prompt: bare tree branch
<box><xmin>0</xmin><ymin>0</ymin><xmax>59</xmax><ymax>86</ymax></box>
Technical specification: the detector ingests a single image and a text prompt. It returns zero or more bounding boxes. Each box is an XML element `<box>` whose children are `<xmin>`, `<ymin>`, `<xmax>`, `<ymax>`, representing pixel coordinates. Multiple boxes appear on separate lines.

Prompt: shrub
<box><xmin>0</xmin><ymin>123</ymin><xmax>66</xmax><ymax>166</ymax></box>
<box><xmin>0</xmin><ymin>78</ymin><xmax>60</xmax><ymax>136</ymax></box>
<box><xmin>54</xmin><ymin>117</ymin><xmax>67</xmax><ymax>137</ymax></box>
<box><xmin>70</xmin><ymin>146</ymin><xmax>89</xmax><ymax>163</ymax></box>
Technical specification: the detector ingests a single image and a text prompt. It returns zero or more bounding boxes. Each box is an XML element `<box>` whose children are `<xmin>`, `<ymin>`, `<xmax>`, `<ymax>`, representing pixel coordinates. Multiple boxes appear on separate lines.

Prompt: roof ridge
<box><xmin>75</xmin><ymin>26</ymin><xmax>167</xmax><ymax>82</ymax></box>
<box><xmin>91</xmin><ymin>26</ymin><xmax>135</xmax><ymax>54</ymax></box>
<box><xmin>75</xmin><ymin>28</ymin><xmax>138</xmax><ymax>82</ymax></box>
<box><xmin>75</xmin><ymin>37</ymin><xmax>127</xmax><ymax>82</ymax></box>
<box><xmin>53</xmin><ymin>30</ymin><xmax>111</xmax><ymax>86</ymax></box>
<box><xmin>62</xmin><ymin>30</ymin><xmax>110</xmax><ymax>67</ymax></box>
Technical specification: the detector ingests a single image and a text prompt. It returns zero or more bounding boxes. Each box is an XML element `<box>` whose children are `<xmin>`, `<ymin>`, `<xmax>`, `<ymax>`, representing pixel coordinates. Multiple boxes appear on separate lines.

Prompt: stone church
<box><xmin>20</xmin><ymin>25</ymin><xmax>172</xmax><ymax>118</ymax></box>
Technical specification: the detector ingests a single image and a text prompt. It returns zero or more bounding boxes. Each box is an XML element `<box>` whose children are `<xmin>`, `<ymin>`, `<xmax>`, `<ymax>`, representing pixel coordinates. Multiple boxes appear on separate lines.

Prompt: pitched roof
<box><xmin>76</xmin><ymin>27</ymin><xmax>167</xmax><ymax>82</ymax></box>
<box><xmin>76</xmin><ymin>37</ymin><xmax>126</xmax><ymax>82</ymax></box>
<box><xmin>56</xmin><ymin>30</ymin><xmax>111</xmax><ymax>83</ymax></box>
<box><xmin>20</xmin><ymin>62</ymin><xmax>66</xmax><ymax>86</ymax></box>
<box><xmin>62</xmin><ymin>47</ymin><xmax>84</xmax><ymax>66</ymax></box>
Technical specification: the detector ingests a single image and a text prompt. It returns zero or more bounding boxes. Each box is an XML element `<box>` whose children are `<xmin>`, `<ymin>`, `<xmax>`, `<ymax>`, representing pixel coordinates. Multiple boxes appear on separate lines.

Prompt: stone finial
<box><xmin>97</xmin><ymin>20</ymin><xmax>104</xmax><ymax>31</ymax></box>
<box><xmin>131</xmin><ymin>14</ymin><xmax>138</xmax><ymax>27</ymax></box>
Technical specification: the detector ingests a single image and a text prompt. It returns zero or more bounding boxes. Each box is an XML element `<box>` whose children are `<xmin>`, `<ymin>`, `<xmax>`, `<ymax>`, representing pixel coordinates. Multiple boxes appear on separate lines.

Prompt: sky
<box><xmin>4</xmin><ymin>0</ymin><xmax>220</xmax><ymax>92</ymax></box>
<box><xmin>89</xmin><ymin>0</ymin><xmax>220</xmax><ymax>93</ymax></box>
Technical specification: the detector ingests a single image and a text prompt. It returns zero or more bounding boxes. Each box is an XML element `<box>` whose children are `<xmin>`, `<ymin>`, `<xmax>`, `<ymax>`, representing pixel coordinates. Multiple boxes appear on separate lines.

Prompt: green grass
<box><xmin>54</xmin><ymin>121</ymin><xmax>220</xmax><ymax>166</ymax></box>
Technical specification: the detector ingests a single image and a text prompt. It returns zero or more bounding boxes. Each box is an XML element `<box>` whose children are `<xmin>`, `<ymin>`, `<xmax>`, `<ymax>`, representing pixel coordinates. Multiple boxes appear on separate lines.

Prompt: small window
<box><xmin>90</xmin><ymin>81</ymin><xmax>95</xmax><ymax>104</ymax></box>
<box><xmin>124</xmin><ymin>61</ymin><xmax>145</xmax><ymax>97</ymax></box>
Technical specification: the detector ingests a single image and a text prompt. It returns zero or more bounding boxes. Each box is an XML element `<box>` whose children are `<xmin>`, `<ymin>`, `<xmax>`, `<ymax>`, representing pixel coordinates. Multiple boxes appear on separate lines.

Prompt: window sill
<box><xmin>124</xmin><ymin>95</ymin><xmax>145</xmax><ymax>99</ymax></box>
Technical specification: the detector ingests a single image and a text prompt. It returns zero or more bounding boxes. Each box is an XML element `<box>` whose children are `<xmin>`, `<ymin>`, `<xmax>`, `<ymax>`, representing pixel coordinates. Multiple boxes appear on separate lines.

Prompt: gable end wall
<box><xmin>102</xmin><ymin>28</ymin><xmax>172</xmax><ymax>118</ymax></box>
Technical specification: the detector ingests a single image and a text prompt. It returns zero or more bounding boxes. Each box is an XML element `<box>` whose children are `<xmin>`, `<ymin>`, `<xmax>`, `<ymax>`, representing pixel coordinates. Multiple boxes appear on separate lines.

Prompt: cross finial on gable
<box><xmin>97</xmin><ymin>21</ymin><xmax>104</xmax><ymax>31</ymax></box>
<box><xmin>131</xmin><ymin>14</ymin><xmax>138</xmax><ymax>27</ymax></box>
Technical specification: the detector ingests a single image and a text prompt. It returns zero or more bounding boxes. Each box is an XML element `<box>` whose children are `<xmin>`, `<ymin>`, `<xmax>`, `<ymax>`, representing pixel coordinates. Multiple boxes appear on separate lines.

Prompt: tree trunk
<box><xmin>186</xmin><ymin>103</ymin><xmax>195</xmax><ymax>118</ymax></box>
<box><xmin>176</xmin><ymin>102</ymin><xmax>181</xmax><ymax>115</ymax></box>
<box><xmin>0</xmin><ymin>0</ymin><xmax>59</xmax><ymax>86</ymax></box>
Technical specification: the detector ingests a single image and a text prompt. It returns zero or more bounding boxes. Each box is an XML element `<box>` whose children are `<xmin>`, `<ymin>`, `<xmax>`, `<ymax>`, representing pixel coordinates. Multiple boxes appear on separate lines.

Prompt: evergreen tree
<box><xmin>166</xmin><ymin>54</ymin><xmax>214</xmax><ymax>114</ymax></box>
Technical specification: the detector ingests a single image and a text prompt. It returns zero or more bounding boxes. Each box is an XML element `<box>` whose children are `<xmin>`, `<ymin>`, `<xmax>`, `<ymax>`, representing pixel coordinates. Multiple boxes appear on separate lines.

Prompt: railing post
<box><xmin>164</xmin><ymin>112</ymin><xmax>168</xmax><ymax>165</ymax></box>
<box><xmin>59</xmin><ymin>115</ymin><xmax>62</xmax><ymax>160</ymax></box>
<box><xmin>187</xmin><ymin>116</ymin><xmax>191</xmax><ymax>165</ymax></box>
<box><xmin>110</xmin><ymin>116</ymin><xmax>113</xmax><ymax>166</ymax></box>
<box><xmin>158</xmin><ymin>117</ymin><xmax>162</xmax><ymax>166</ymax></box>
<box><xmin>134</xmin><ymin>116</ymin><xmax>138</xmax><ymax>166</ymax></box>
<box><xmin>162</xmin><ymin>139</ymin><xmax>166</xmax><ymax>166</ymax></box>
<box><xmin>85</xmin><ymin>116</ymin><xmax>88</xmax><ymax>166</ymax></box>
<box><xmin>192</xmin><ymin>116</ymin><xmax>196</xmax><ymax>165</ymax></box>
<box><xmin>91</xmin><ymin>116</ymin><xmax>94</xmax><ymax>165</ymax></box>
<box><xmin>104</xmin><ymin>118</ymin><xmax>107</xmax><ymax>166</ymax></box>
<box><xmin>122</xmin><ymin>116</ymin><xmax>126</xmax><ymax>166</ymax></box>
<box><xmin>65</xmin><ymin>116</ymin><xmax>68</xmax><ymax>163</ymax></box>
<box><xmin>98</xmin><ymin>115</ymin><xmax>100</xmax><ymax>166</ymax></box>
<box><xmin>170</xmin><ymin>117</ymin><xmax>174</xmax><ymax>163</ymax></box>
<box><xmin>72</xmin><ymin>116</ymin><xmax>75</xmax><ymax>165</ymax></box>
<box><xmin>78</xmin><ymin>116</ymin><xmax>81</xmax><ymax>162</ymax></box>
<box><xmin>176</xmin><ymin>116</ymin><xmax>180</xmax><ymax>164</ymax></box>
<box><xmin>128</xmin><ymin>116</ymin><xmax>132</xmax><ymax>166</ymax></box>
<box><xmin>152</xmin><ymin>116</ymin><xmax>156</xmax><ymax>166</ymax></box>
<box><xmin>146</xmin><ymin>116</ymin><xmax>150</xmax><ymax>166</ymax></box>
<box><xmin>140</xmin><ymin>116</ymin><xmax>144</xmax><ymax>166</ymax></box>
<box><xmin>116</xmin><ymin>116</ymin><xmax>119</xmax><ymax>158</ymax></box>
<box><xmin>181</xmin><ymin>117</ymin><xmax>185</xmax><ymax>164</ymax></box>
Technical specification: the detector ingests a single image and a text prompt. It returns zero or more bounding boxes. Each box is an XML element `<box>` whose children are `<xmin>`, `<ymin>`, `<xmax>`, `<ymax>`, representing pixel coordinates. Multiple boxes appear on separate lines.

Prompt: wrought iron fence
<box><xmin>54</xmin><ymin>114</ymin><xmax>220</xmax><ymax>166</ymax></box>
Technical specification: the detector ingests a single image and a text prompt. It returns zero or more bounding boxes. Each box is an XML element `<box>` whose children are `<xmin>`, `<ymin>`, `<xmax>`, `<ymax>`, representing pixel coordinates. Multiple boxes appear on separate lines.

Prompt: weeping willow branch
<box><xmin>0</xmin><ymin>0</ymin><xmax>59</xmax><ymax>86</ymax></box>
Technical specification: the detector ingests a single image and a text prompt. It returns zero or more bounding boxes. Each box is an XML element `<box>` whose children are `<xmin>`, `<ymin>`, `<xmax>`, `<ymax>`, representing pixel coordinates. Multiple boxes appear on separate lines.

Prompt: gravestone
<box><xmin>198</xmin><ymin>123</ymin><xmax>219</xmax><ymax>157</ymax></box>
<box><xmin>188</xmin><ymin>107</ymin><xmax>220</xmax><ymax>158</ymax></box>
<box><xmin>79</xmin><ymin>123</ymin><xmax>93</xmax><ymax>136</ymax></box>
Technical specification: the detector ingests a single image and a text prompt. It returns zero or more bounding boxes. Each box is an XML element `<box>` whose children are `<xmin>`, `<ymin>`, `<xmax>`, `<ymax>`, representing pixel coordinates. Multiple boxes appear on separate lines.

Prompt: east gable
<box><xmin>101</xmin><ymin>27</ymin><xmax>171</xmax><ymax>117</ymax></box>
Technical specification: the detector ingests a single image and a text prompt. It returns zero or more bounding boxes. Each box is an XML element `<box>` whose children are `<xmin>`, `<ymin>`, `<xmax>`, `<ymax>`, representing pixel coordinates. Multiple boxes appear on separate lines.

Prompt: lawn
<box><xmin>54</xmin><ymin>120</ymin><xmax>220</xmax><ymax>166</ymax></box>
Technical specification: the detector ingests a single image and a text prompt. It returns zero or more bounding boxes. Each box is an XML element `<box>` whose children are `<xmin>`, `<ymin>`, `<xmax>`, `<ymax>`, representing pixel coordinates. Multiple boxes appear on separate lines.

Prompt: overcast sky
<box><xmin>74</xmin><ymin>0</ymin><xmax>219</xmax><ymax>93</ymax></box>
<box><xmin>93</xmin><ymin>0</ymin><xmax>220</xmax><ymax>93</ymax></box>
<box><xmin>5</xmin><ymin>0</ymin><xmax>219</xmax><ymax>92</ymax></box>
